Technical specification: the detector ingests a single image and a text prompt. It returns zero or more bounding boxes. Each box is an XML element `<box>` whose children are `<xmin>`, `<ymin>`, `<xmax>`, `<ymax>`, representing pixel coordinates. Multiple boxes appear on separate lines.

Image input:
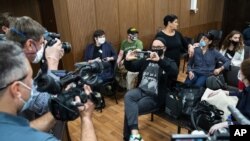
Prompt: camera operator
<box><xmin>208</xmin><ymin>58</ymin><xmax>250</xmax><ymax>135</ymax></box>
<box><xmin>123</xmin><ymin>37</ymin><xmax>178</xmax><ymax>141</ymax></box>
<box><xmin>0</xmin><ymin>41</ymin><xmax>97</xmax><ymax>141</ymax></box>
<box><xmin>6</xmin><ymin>16</ymin><xmax>64</xmax><ymax>131</ymax></box>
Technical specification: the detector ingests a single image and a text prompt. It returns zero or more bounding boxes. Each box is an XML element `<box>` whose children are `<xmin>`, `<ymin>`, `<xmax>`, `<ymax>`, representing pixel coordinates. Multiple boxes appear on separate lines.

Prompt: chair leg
<box><xmin>150</xmin><ymin>113</ymin><xmax>154</xmax><ymax>121</ymax></box>
<box><xmin>177</xmin><ymin>126</ymin><xmax>181</xmax><ymax>133</ymax></box>
<box><xmin>114</xmin><ymin>92</ymin><xmax>118</xmax><ymax>104</ymax></box>
<box><xmin>182</xmin><ymin>59</ymin><xmax>186</xmax><ymax>73</ymax></box>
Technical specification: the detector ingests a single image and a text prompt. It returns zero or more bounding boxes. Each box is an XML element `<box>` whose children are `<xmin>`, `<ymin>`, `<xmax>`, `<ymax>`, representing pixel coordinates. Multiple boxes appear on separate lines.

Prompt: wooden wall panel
<box><xmin>67</xmin><ymin>0</ymin><xmax>97</xmax><ymax>64</ymax></box>
<box><xmin>95</xmin><ymin>0</ymin><xmax>119</xmax><ymax>50</ymax></box>
<box><xmin>215</xmin><ymin>0</ymin><xmax>224</xmax><ymax>22</ymax></box>
<box><xmin>52</xmin><ymin>0</ymin><xmax>75</xmax><ymax>70</ymax></box>
<box><xmin>199</xmin><ymin>0</ymin><xmax>209</xmax><ymax>24</ymax></box>
<box><xmin>180</xmin><ymin>0</ymin><xmax>190</xmax><ymax>28</ymax></box>
<box><xmin>138</xmin><ymin>0</ymin><xmax>155</xmax><ymax>49</ymax></box>
<box><xmin>118</xmin><ymin>0</ymin><xmax>138</xmax><ymax>46</ymax></box>
<box><xmin>154</xmin><ymin>0</ymin><xmax>169</xmax><ymax>32</ymax></box>
<box><xmin>0</xmin><ymin>0</ymin><xmax>42</xmax><ymax>23</ymax></box>
<box><xmin>168</xmin><ymin>0</ymin><xmax>181</xmax><ymax>18</ymax></box>
<box><xmin>2</xmin><ymin>0</ymin><xmax>225</xmax><ymax>70</ymax></box>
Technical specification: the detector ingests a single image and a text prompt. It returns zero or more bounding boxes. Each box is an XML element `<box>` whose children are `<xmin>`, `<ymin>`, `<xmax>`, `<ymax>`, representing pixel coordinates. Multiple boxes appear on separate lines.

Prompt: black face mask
<box><xmin>151</xmin><ymin>49</ymin><xmax>164</xmax><ymax>57</ymax></box>
<box><xmin>231</xmin><ymin>40</ymin><xmax>239</xmax><ymax>46</ymax></box>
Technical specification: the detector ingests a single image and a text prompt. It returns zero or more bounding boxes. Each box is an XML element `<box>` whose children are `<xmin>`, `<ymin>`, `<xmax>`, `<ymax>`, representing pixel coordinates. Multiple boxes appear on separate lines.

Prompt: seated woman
<box><xmin>220</xmin><ymin>30</ymin><xmax>245</xmax><ymax>67</ymax></box>
<box><xmin>209</xmin><ymin>58</ymin><xmax>250</xmax><ymax>134</ymax></box>
<box><xmin>220</xmin><ymin>30</ymin><xmax>246</xmax><ymax>91</ymax></box>
<box><xmin>83</xmin><ymin>29</ymin><xmax>117</xmax><ymax>83</ymax></box>
<box><xmin>185</xmin><ymin>33</ymin><xmax>230</xmax><ymax>87</ymax></box>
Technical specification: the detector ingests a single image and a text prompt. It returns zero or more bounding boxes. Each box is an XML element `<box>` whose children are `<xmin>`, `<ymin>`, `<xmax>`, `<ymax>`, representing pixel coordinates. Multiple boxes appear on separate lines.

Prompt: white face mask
<box><xmin>32</xmin><ymin>46</ymin><xmax>44</xmax><ymax>63</ymax></box>
<box><xmin>18</xmin><ymin>81</ymin><xmax>33</xmax><ymax>112</ymax></box>
<box><xmin>98</xmin><ymin>37</ymin><xmax>106</xmax><ymax>45</ymax></box>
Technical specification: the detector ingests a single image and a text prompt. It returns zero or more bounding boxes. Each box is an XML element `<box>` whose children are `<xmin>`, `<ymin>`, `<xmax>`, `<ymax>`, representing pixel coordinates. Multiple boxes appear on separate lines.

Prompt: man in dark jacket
<box><xmin>123</xmin><ymin>37</ymin><xmax>178</xmax><ymax>141</ymax></box>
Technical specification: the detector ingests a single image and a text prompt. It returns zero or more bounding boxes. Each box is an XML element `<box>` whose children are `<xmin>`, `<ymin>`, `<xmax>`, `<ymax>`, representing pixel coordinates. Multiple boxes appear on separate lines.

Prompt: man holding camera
<box><xmin>6</xmin><ymin>16</ymin><xmax>64</xmax><ymax>131</ymax></box>
<box><xmin>123</xmin><ymin>37</ymin><xmax>178</xmax><ymax>141</ymax></box>
<box><xmin>0</xmin><ymin>41</ymin><xmax>97</xmax><ymax>141</ymax></box>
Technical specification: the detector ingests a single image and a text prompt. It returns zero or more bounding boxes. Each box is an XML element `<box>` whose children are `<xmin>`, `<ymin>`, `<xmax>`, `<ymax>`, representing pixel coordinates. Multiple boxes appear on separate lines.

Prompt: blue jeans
<box><xmin>185</xmin><ymin>72</ymin><xmax>208</xmax><ymax>87</ymax></box>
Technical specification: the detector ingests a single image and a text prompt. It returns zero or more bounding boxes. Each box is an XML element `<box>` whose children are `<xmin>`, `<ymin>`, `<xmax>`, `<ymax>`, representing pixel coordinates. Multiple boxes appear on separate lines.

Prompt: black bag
<box><xmin>164</xmin><ymin>82</ymin><xmax>205</xmax><ymax>119</ymax></box>
<box><xmin>180</xmin><ymin>87</ymin><xmax>205</xmax><ymax>116</ymax></box>
<box><xmin>164</xmin><ymin>88</ymin><xmax>182</xmax><ymax>119</ymax></box>
<box><xmin>191</xmin><ymin>100</ymin><xmax>224</xmax><ymax>132</ymax></box>
<box><xmin>206</xmin><ymin>74</ymin><xmax>226</xmax><ymax>90</ymax></box>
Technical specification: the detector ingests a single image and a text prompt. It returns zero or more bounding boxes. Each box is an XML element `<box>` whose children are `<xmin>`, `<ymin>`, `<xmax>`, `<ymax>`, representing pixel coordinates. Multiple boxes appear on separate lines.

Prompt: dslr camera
<box><xmin>35</xmin><ymin>61</ymin><xmax>110</xmax><ymax>121</ymax></box>
<box><xmin>44</xmin><ymin>32</ymin><xmax>71</xmax><ymax>53</ymax></box>
<box><xmin>135</xmin><ymin>51</ymin><xmax>150</xmax><ymax>59</ymax></box>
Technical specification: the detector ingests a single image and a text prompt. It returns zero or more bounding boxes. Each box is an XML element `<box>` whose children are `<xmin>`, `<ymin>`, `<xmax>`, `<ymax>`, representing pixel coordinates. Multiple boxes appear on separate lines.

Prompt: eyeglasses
<box><xmin>0</xmin><ymin>74</ymin><xmax>28</xmax><ymax>91</ymax></box>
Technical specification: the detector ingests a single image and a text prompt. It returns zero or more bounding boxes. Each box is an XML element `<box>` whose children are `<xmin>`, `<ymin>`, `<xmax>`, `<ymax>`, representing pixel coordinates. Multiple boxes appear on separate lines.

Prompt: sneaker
<box><xmin>129</xmin><ymin>134</ymin><xmax>144</xmax><ymax>141</ymax></box>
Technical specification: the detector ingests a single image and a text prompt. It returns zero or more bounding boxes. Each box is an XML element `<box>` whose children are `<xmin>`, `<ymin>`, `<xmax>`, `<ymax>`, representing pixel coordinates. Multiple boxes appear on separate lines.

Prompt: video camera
<box><xmin>35</xmin><ymin>61</ymin><xmax>110</xmax><ymax>121</ymax></box>
<box><xmin>44</xmin><ymin>32</ymin><xmax>71</xmax><ymax>53</ymax></box>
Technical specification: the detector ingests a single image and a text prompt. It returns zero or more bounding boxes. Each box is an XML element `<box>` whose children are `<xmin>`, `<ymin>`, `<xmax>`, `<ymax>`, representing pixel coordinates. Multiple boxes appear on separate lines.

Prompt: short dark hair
<box><xmin>163</xmin><ymin>14</ymin><xmax>178</xmax><ymax>26</ymax></box>
<box><xmin>0</xmin><ymin>41</ymin><xmax>28</xmax><ymax>93</ymax></box>
<box><xmin>6</xmin><ymin>16</ymin><xmax>46</xmax><ymax>47</ymax></box>
<box><xmin>93</xmin><ymin>29</ymin><xmax>105</xmax><ymax>43</ymax></box>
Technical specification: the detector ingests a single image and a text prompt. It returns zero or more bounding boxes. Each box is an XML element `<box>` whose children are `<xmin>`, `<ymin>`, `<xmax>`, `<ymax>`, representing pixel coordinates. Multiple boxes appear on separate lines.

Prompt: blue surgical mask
<box><xmin>18</xmin><ymin>81</ymin><xmax>33</xmax><ymax>112</ymax></box>
<box><xmin>199</xmin><ymin>40</ymin><xmax>206</xmax><ymax>47</ymax></box>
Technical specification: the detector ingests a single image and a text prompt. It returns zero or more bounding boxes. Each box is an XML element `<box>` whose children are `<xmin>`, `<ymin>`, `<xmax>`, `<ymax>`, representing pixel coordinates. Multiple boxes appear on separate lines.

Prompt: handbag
<box><xmin>206</xmin><ymin>74</ymin><xmax>226</xmax><ymax>90</ymax></box>
<box><xmin>191</xmin><ymin>100</ymin><xmax>224</xmax><ymax>132</ymax></box>
<box><xmin>164</xmin><ymin>82</ymin><xmax>205</xmax><ymax>119</ymax></box>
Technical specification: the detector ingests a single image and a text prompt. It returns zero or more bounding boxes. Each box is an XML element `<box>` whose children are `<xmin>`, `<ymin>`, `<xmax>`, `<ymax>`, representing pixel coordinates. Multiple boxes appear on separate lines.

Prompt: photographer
<box><xmin>123</xmin><ymin>37</ymin><xmax>178</xmax><ymax>141</ymax></box>
<box><xmin>0</xmin><ymin>41</ymin><xmax>97</xmax><ymax>141</ymax></box>
<box><xmin>208</xmin><ymin>58</ymin><xmax>250</xmax><ymax>135</ymax></box>
<box><xmin>6</xmin><ymin>16</ymin><xmax>64</xmax><ymax>131</ymax></box>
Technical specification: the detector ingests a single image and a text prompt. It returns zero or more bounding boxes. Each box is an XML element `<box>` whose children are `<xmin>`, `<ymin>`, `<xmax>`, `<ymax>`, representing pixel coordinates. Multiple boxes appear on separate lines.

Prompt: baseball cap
<box><xmin>127</xmin><ymin>27</ymin><xmax>139</xmax><ymax>34</ymax></box>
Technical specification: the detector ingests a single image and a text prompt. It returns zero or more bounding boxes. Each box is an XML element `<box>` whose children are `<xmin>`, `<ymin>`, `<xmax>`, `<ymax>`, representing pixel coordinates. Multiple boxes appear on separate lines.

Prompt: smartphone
<box><xmin>135</xmin><ymin>51</ymin><xmax>150</xmax><ymax>59</ymax></box>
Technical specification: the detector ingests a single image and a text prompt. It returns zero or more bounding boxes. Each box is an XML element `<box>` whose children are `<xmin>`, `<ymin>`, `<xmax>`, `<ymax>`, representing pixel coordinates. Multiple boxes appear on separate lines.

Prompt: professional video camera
<box><xmin>35</xmin><ymin>61</ymin><xmax>110</xmax><ymax>121</ymax></box>
<box><xmin>44</xmin><ymin>31</ymin><xmax>71</xmax><ymax>53</ymax></box>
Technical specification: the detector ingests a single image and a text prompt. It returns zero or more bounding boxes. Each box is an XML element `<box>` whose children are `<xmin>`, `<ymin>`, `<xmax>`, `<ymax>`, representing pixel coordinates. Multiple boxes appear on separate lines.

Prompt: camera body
<box><xmin>35</xmin><ymin>61</ymin><xmax>110</xmax><ymax>121</ymax></box>
<box><xmin>44</xmin><ymin>32</ymin><xmax>72</xmax><ymax>53</ymax></box>
<box><xmin>135</xmin><ymin>51</ymin><xmax>150</xmax><ymax>59</ymax></box>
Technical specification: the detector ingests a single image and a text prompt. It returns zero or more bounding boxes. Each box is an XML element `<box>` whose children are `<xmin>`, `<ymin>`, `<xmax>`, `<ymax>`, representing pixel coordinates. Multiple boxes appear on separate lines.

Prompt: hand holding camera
<box><xmin>146</xmin><ymin>51</ymin><xmax>160</xmax><ymax>62</ymax></box>
<box><xmin>45</xmin><ymin>39</ymin><xmax>64</xmax><ymax>61</ymax></box>
<box><xmin>125</xmin><ymin>50</ymin><xmax>138</xmax><ymax>61</ymax></box>
<box><xmin>77</xmin><ymin>85</ymin><xmax>95</xmax><ymax>118</ymax></box>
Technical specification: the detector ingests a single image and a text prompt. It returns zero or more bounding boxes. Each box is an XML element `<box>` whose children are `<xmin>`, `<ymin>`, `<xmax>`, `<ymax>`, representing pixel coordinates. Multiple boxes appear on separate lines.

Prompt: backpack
<box><xmin>206</xmin><ymin>74</ymin><xmax>226</xmax><ymax>90</ymax></box>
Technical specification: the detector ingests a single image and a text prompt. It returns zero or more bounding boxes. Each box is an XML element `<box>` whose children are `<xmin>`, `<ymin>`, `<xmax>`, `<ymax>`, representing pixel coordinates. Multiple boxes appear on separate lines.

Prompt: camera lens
<box><xmin>62</xmin><ymin>42</ymin><xmax>71</xmax><ymax>53</ymax></box>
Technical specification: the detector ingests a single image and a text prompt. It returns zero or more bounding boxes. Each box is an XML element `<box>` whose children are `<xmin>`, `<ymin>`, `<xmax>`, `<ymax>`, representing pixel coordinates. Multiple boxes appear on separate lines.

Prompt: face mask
<box><xmin>199</xmin><ymin>40</ymin><xmax>206</xmax><ymax>47</ymax></box>
<box><xmin>151</xmin><ymin>49</ymin><xmax>164</xmax><ymax>57</ymax></box>
<box><xmin>129</xmin><ymin>34</ymin><xmax>138</xmax><ymax>41</ymax></box>
<box><xmin>18</xmin><ymin>81</ymin><xmax>33</xmax><ymax>112</ymax></box>
<box><xmin>32</xmin><ymin>46</ymin><xmax>44</xmax><ymax>64</ymax></box>
<box><xmin>231</xmin><ymin>40</ymin><xmax>239</xmax><ymax>46</ymax></box>
<box><xmin>97</xmin><ymin>37</ymin><xmax>106</xmax><ymax>45</ymax></box>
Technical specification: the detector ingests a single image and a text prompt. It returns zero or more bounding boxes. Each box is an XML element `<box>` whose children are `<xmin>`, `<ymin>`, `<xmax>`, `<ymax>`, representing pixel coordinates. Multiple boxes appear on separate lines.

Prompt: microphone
<box><xmin>228</xmin><ymin>105</ymin><xmax>250</xmax><ymax>125</ymax></box>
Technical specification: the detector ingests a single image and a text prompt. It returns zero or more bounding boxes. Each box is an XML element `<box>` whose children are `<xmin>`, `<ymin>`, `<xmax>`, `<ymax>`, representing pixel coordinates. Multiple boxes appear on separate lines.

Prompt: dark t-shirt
<box><xmin>155</xmin><ymin>31</ymin><xmax>188</xmax><ymax>67</ymax></box>
<box><xmin>93</xmin><ymin>45</ymin><xmax>103</xmax><ymax>59</ymax></box>
<box><xmin>225</xmin><ymin>49</ymin><xmax>235</xmax><ymax>60</ymax></box>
